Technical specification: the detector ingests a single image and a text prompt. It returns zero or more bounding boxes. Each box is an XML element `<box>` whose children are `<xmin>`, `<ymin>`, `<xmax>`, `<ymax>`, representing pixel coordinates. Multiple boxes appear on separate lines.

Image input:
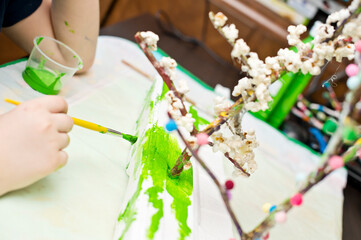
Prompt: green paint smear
<box><xmin>158</xmin><ymin>82</ymin><xmax>169</xmax><ymax>102</ymax></box>
<box><xmin>153</xmin><ymin>82</ymin><xmax>169</xmax><ymax>110</ymax></box>
<box><xmin>118</xmin><ymin>125</ymin><xmax>193</xmax><ymax>240</ymax></box>
<box><xmin>149</xmin><ymin>101</ymin><xmax>154</xmax><ymax>111</ymax></box>
<box><xmin>117</xmin><ymin>178</ymin><xmax>143</xmax><ymax>240</ymax></box>
<box><xmin>22</xmin><ymin>67</ymin><xmax>65</xmax><ymax>95</ymax></box>
<box><xmin>145</xmin><ymin>185</ymin><xmax>164</xmax><ymax>239</ymax></box>
<box><xmin>189</xmin><ymin>105</ymin><xmax>210</xmax><ymax>131</ymax></box>
<box><xmin>64</xmin><ymin>21</ymin><xmax>75</xmax><ymax>33</ymax></box>
<box><xmin>36</xmin><ymin>37</ymin><xmax>44</xmax><ymax>45</ymax></box>
<box><xmin>121</xmin><ymin>133</ymin><xmax>138</xmax><ymax>144</ymax></box>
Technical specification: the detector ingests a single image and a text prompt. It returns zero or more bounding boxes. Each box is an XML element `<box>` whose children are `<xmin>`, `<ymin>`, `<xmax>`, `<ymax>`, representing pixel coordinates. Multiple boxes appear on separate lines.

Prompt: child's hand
<box><xmin>0</xmin><ymin>96</ymin><xmax>73</xmax><ymax>196</ymax></box>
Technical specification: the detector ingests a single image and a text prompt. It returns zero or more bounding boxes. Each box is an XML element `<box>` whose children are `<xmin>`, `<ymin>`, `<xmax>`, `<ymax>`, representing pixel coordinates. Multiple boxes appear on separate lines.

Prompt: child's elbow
<box><xmin>77</xmin><ymin>54</ymin><xmax>95</xmax><ymax>74</ymax></box>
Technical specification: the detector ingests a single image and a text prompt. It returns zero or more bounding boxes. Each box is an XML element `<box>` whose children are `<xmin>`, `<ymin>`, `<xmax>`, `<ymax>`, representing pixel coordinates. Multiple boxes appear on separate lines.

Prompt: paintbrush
<box><xmin>4</xmin><ymin>98</ymin><xmax>137</xmax><ymax>144</ymax></box>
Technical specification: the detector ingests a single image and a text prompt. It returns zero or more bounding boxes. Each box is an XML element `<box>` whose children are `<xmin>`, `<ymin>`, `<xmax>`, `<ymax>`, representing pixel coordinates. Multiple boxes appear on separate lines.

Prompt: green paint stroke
<box><xmin>36</xmin><ymin>37</ymin><xmax>44</xmax><ymax>45</ymax></box>
<box><xmin>117</xmin><ymin>178</ymin><xmax>143</xmax><ymax>240</ymax></box>
<box><xmin>157</xmin><ymin>82</ymin><xmax>169</xmax><ymax>102</ymax></box>
<box><xmin>118</xmin><ymin>125</ymin><xmax>193</xmax><ymax>240</ymax></box>
<box><xmin>189</xmin><ymin>105</ymin><xmax>210</xmax><ymax>131</ymax></box>
<box><xmin>145</xmin><ymin>186</ymin><xmax>164</xmax><ymax>239</ymax></box>
<box><xmin>121</xmin><ymin>133</ymin><xmax>138</xmax><ymax>145</ymax></box>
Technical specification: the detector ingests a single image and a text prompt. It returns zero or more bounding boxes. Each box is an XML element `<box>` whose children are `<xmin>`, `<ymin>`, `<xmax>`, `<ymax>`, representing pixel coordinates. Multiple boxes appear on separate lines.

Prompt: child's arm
<box><xmin>2</xmin><ymin>0</ymin><xmax>99</xmax><ymax>72</ymax></box>
<box><xmin>0</xmin><ymin>96</ymin><xmax>73</xmax><ymax>196</ymax></box>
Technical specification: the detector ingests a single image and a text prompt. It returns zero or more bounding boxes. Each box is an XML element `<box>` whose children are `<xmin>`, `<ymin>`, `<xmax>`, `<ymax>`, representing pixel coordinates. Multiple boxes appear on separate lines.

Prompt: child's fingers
<box><xmin>57</xmin><ymin>133</ymin><xmax>70</xmax><ymax>150</ymax></box>
<box><xmin>57</xmin><ymin>150</ymin><xmax>69</xmax><ymax>169</ymax></box>
<box><xmin>31</xmin><ymin>96</ymin><xmax>69</xmax><ymax>113</ymax></box>
<box><xmin>52</xmin><ymin>114</ymin><xmax>74</xmax><ymax>133</ymax></box>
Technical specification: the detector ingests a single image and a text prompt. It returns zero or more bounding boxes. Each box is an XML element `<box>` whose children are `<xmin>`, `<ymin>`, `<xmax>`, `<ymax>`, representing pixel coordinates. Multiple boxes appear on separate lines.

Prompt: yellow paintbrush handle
<box><xmin>4</xmin><ymin>98</ymin><xmax>20</xmax><ymax>105</ymax></box>
<box><xmin>4</xmin><ymin>98</ymin><xmax>108</xmax><ymax>134</ymax></box>
<box><xmin>72</xmin><ymin>117</ymin><xmax>108</xmax><ymax>133</ymax></box>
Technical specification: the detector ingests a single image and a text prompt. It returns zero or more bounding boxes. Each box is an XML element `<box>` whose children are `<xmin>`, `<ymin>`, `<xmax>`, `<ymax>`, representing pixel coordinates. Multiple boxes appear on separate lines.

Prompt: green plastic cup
<box><xmin>22</xmin><ymin>36</ymin><xmax>83</xmax><ymax>95</ymax></box>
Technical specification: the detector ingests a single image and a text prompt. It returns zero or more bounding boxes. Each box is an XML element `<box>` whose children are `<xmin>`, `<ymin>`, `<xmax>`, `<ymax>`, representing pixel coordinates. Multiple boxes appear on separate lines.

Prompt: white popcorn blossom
<box><xmin>313</xmin><ymin>24</ymin><xmax>335</xmax><ymax>43</ymax></box>
<box><xmin>297</xmin><ymin>42</ymin><xmax>313</xmax><ymax>54</ymax></box>
<box><xmin>327</xmin><ymin>9</ymin><xmax>351</xmax><ymax>25</ymax></box>
<box><xmin>210</xmin><ymin>131</ymin><xmax>231</xmax><ymax>153</ymax></box>
<box><xmin>166</xmin><ymin>91</ymin><xmax>183</xmax><ymax>122</ymax></box>
<box><xmin>177</xmin><ymin>113</ymin><xmax>195</xmax><ymax>132</ymax></box>
<box><xmin>210</xmin><ymin>129</ymin><xmax>259</xmax><ymax>175</ymax></box>
<box><xmin>265</xmin><ymin>57</ymin><xmax>281</xmax><ymax>73</ymax></box>
<box><xmin>313</xmin><ymin>42</ymin><xmax>335</xmax><ymax>61</ymax></box>
<box><xmin>286</xmin><ymin>33</ymin><xmax>300</xmax><ymax>46</ymax></box>
<box><xmin>140</xmin><ymin>31</ymin><xmax>159</xmax><ymax>51</ymax></box>
<box><xmin>288</xmin><ymin>24</ymin><xmax>307</xmax><ymax>36</ymax></box>
<box><xmin>233</xmin><ymin>168</ymin><xmax>251</xmax><ymax>177</ymax></box>
<box><xmin>177</xmin><ymin>79</ymin><xmax>190</xmax><ymax>95</ymax></box>
<box><xmin>287</xmin><ymin>25</ymin><xmax>307</xmax><ymax>46</ymax></box>
<box><xmin>210</xmin><ymin>12</ymin><xmax>228</xmax><ymax>28</ymax></box>
<box><xmin>183</xmin><ymin>161</ymin><xmax>192</xmax><ymax>170</ymax></box>
<box><xmin>166</xmin><ymin>91</ymin><xmax>195</xmax><ymax>132</ymax></box>
<box><xmin>222</xmin><ymin>24</ymin><xmax>239</xmax><ymax>43</ymax></box>
<box><xmin>168</xmin><ymin>106</ymin><xmax>182</xmax><ymax>121</ymax></box>
<box><xmin>277</xmin><ymin>48</ymin><xmax>303</xmax><ymax>73</ymax></box>
<box><xmin>214</xmin><ymin>96</ymin><xmax>232</xmax><ymax>115</ymax></box>
<box><xmin>232</xmin><ymin>77</ymin><xmax>252</xmax><ymax>97</ymax></box>
<box><xmin>160</xmin><ymin>57</ymin><xmax>177</xmax><ymax>80</ymax></box>
<box><xmin>243</xmin><ymin>159</ymin><xmax>257</xmax><ymax>174</ymax></box>
<box><xmin>230</xmin><ymin>50</ymin><xmax>273</xmax><ymax>112</ymax></box>
<box><xmin>255</xmin><ymin>83</ymin><xmax>272</xmax><ymax>103</ymax></box>
<box><xmin>160</xmin><ymin>57</ymin><xmax>177</xmax><ymax>69</ymax></box>
<box><xmin>342</xmin><ymin>14</ymin><xmax>361</xmax><ymax>41</ymax></box>
<box><xmin>334</xmin><ymin>42</ymin><xmax>355</xmax><ymax>62</ymax></box>
<box><xmin>241</xmin><ymin>65</ymin><xmax>249</xmax><ymax>72</ymax></box>
<box><xmin>231</xmin><ymin>39</ymin><xmax>250</xmax><ymax>59</ymax></box>
<box><xmin>348</xmin><ymin>0</ymin><xmax>360</xmax><ymax>11</ymax></box>
<box><xmin>244</xmin><ymin>100</ymin><xmax>269</xmax><ymax>112</ymax></box>
<box><xmin>165</xmin><ymin>91</ymin><xmax>183</xmax><ymax>110</ymax></box>
<box><xmin>300</xmin><ymin>60</ymin><xmax>318</xmax><ymax>75</ymax></box>
<box><xmin>187</xmin><ymin>136</ymin><xmax>198</xmax><ymax>149</ymax></box>
<box><xmin>247</xmin><ymin>53</ymin><xmax>268</xmax><ymax>83</ymax></box>
<box><xmin>277</xmin><ymin>44</ymin><xmax>325</xmax><ymax>76</ymax></box>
